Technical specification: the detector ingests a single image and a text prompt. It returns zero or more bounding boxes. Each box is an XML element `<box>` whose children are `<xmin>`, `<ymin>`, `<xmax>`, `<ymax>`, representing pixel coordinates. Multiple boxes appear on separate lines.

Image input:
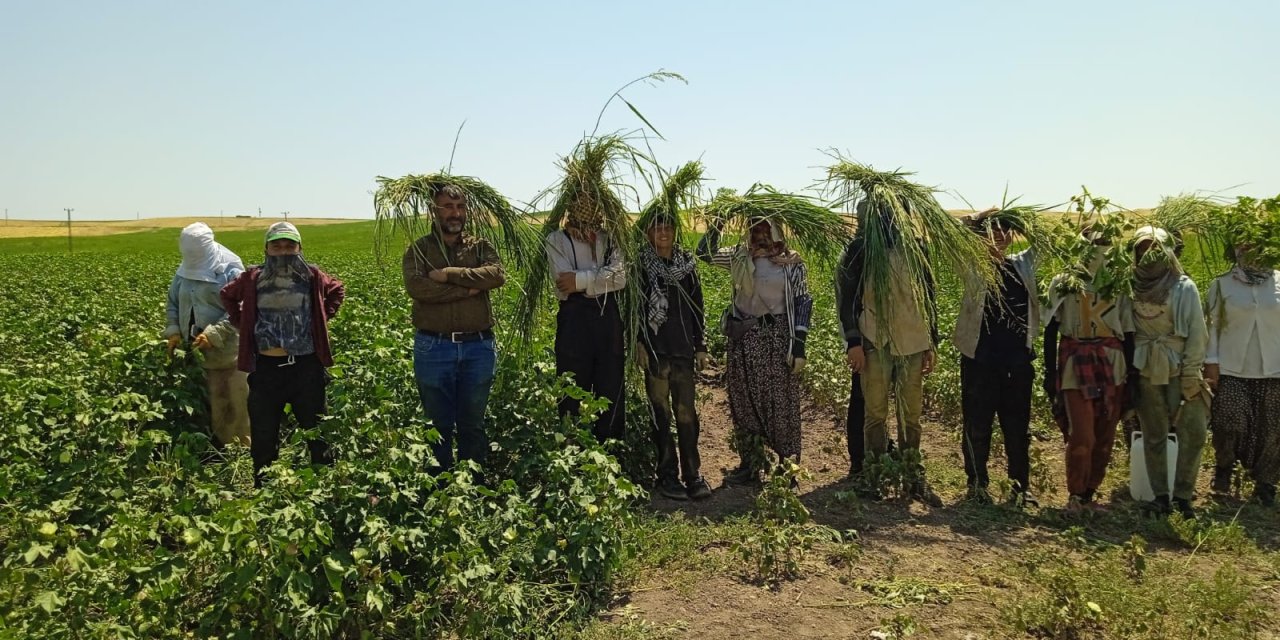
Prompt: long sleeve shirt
<box><xmin>697</xmin><ymin>228</ymin><xmax>813</xmax><ymax>334</ymax></box>
<box><xmin>951</xmin><ymin>248</ymin><xmax>1039</xmax><ymax>360</ymax></box>
<box><xmin>1206</xmin><ymin>269</ymin><xmax>1280</xmax><ymax>379</ymax></box>
<box><xmin>545</xmin><ymin>230</ymin><xmax>626</xmax><ymax>300</ymax></box>
<box><xmin>1131</xmin><ymin>276</ymin><xmax>1207</xmax><ymax>385</ymax></box>
<box><xmin>403</xmin><ymin>231</ymin><xmax>505</xmax><ymax>333</ymax></box>
<box><xmin>638</xmin><ymin>259</ymin><xmax>707</xmax><ymax>358</ymax></box>
<box><xmin>835</xmin><ymin>237</ymin><xmax>938</xmax><ymax>354</ymax></box>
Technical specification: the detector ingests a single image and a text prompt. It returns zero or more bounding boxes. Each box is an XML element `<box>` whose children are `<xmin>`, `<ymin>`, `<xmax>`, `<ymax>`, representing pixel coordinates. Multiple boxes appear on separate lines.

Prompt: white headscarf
<box><xmin>177</xmin><ymin>222</ymin><xmax>244</xmax><ymax>283</ymax></box>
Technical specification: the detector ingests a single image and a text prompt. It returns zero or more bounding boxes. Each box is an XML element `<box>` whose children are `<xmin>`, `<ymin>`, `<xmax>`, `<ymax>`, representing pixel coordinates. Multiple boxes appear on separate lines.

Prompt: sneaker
<box><xmin>1172</xmin><ymin>497</ymin><xmax>1196</xmax><ymax>519</ymax></box>
<box><xmin>657</xmin><ymin>478</ymin><xmax>688</xmax><ymax>501</ymax></box>
<box><xmin>686</xmin><ymin>476</ymin><xmax>713</xmax><ymax>500</ymax></box>
<box><xmin>1211</xmin><ymin>467</ymin><xmax>1232</xmax><ymax>495</ymax></box>
<box><xmin>1064</xmin><ymin>494</ymin><xmax>1086</xmax><ymax>515</ymax></box>
<box><xmin>910</xmin><ymin>482</ymin><xmax>944</xmax><ymax>508</ymax></box>
<box><xmin>1141</xmin><ymin>495</ymin><xmax>1172</xmax><ymax>517</ymax></box>
<box><xmin>964</xmin><ymin>485</ymin><xmax>994</xmax><ymax>505</ymax></box>
<box><xmin>1252</xmin><ymin>483</ymin><xmax>1277</xmax><ymax>507</ymax></box>
<box><xmin>723</xmin><ymin>463</ymin><xmax>761</xmax><ymax>487</ymax></box>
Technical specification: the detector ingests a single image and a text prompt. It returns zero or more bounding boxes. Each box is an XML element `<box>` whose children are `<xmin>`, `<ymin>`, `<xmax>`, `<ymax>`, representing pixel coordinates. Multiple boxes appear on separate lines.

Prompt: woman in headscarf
<box><xmin>698</xmin><ymin>217</ymin><xmax>811</xmax><ymax>485</ymax></box>
<box><xmin>1205</xmin><ymin>242</ymin><xmax>1280</xmax><ymax>507</ymax></box>
<box><xmin>1044</xmin><ymin>228</ymin><xmax>1135</xmax><ymax>514</ymax></box>
<box><xmin>164</xmin><ymin>222</ymin><xmax>249</xmax><ymax>446</ymax></box>
<box><xmin>1128</xmin><ymin>226</ymin><xmax>1210</xmax><ymax>518</ymax></box>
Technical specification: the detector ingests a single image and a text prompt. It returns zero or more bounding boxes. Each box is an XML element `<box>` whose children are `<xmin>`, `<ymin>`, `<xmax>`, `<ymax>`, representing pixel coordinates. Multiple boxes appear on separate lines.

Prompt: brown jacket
<box><xmin>403</xmin><ymin>231</ymin><xmax>505</xmax><ymax>333</ymax></box>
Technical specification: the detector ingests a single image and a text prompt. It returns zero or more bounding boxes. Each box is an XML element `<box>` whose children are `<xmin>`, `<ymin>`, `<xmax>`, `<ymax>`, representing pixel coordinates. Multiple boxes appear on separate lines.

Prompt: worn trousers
<box><xmin>205</xmin><ymin>366</ymin><xmax>250</xmax><ymax>447</ymax></box>
<box><xmin>1059</xmin><ymin>384</ymin><xmax>1125</xmax><ymax>497</ymax></box>
<box><xmin>555</xmin><ymin>296</ymin><xmax>626</xmax><ymax>443</ymax></box>
<box><xmin>960</xmin><ymin>357</ymin><xmax>1033</xmax><ymax>490</ymax></box>
<box><xmin>414</xmin><ymin>332</ymin><xmax>497</xmax><ymax>471</ymax></box>
<box><xmin>644</xmin><ymin>355</ymin><xmax>702</xmax><ymax>483</ymax></box>
<box><xmin>862</xmin><ymin>349</ymin><xmax>925</xmax><ymax>456</ymax></box>
<box><xmin>846</xmin><ymin>373</ymin><xmax>865</xmax><ymax>472</ymax></box>
<box><xmin>248</xmin><ymin>353</ymin><xmax>332</xmax><ymax>483</ymax></box>
<box><xmin>1134</xmin><ymin>376</ymin><xmax>1209</xmax><ymax>500</ymax></box>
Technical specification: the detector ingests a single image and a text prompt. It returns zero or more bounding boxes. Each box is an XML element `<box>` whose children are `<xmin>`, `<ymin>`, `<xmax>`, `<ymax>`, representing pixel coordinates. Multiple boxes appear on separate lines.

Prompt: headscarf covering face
<box><xmin>564</xmin><ymin>187</ymin><xmax>605</xmax><ymax>244</ymax></box>
<box><xmin>1132</xmin><ymin>225</ymin><xmax>1182</xmax><ymax>304</ymax></box>
<box><xmin>730</xmin><ymin>218</ymin><xmax>800</xmax><ymax>299</ymax></box>
<box><xmin>177</xmin><ymin>222</ymin><xmax>244</xmax><ymax>283</ymax></box>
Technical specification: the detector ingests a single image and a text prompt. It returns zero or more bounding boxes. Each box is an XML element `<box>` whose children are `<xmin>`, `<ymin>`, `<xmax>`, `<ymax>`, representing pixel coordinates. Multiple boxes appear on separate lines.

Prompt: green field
<box><xmin>2</xmin><ymin>223</ymin><xmax>1277</xmax><ymax>639</ymax></box>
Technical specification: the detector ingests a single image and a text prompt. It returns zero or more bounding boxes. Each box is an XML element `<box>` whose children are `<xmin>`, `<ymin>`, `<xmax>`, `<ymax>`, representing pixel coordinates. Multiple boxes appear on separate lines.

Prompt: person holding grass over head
<box><xmin>952</xmin><ymin>206</ymin><xmax>1041</xmax><ymax>508</ymax></box>
<box><xmin>1044</xmin><ymin>225</ymin><xmax>1135</xmax><ymax>514</ymax></box>
<box><xmin>164</xmin><ymin>222</ymin><xmax>249</xmax><ymax>448</ymax></box>
<box><xmin>1127</xmin><ymin>226</ymin><xmax>1209</xmax><ymax>518</ymax></box>
<box><xmin>837</xmin><ymin>199</ymin><xmax>942</xmax><ymax>506</ymax></box>
<box><xmin>700</xmin><ymin>215</ymin><xmax>812</xmax><ymax>486</ymax></box>
<box><xmin>636</xmin><ymin>211</ymin><xmax>713</xmax><ymax>500</ymax></box>
<box><xmin>546</xmin><ymin>189</ymin><xmax>629</xmax><ymax>444</ymax></box>
<box><xmin>1206</xmin><ymin>240</ymin><xmax>1280</xmax><ymax>507</ymax></box>
<box><xmin>403</xmin><ymin>185</ymin><xmax>505</xmax><ymax>473</ymax></box>
<box><xmin>221</xmin><ymin>222</ymin><xmax>345</xmax><ymax>487</ymax></box>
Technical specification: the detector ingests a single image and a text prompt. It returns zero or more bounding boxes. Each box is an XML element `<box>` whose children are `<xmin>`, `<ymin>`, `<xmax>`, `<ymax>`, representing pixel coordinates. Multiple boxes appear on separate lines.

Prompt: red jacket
<box><xmin>220</xmin><ymin>266</ymin><xmax>345</xmax><ymax>373</ymax></box>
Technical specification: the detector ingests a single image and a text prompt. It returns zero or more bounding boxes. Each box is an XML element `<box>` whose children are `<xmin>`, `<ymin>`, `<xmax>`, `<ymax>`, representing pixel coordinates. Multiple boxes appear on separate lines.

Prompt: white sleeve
<box><xmin>578</xmin><ymin>236</ymin><xmax>627</xmax><ymax>296</ymax></box>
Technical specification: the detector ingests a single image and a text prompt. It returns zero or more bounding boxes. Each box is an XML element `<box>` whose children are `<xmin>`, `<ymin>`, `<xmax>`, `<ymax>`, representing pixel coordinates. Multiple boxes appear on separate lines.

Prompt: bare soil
<box><xmin>593</xmin><ymin>366</ymin><xmax>1279</xmax><ymax>639</ymax></box>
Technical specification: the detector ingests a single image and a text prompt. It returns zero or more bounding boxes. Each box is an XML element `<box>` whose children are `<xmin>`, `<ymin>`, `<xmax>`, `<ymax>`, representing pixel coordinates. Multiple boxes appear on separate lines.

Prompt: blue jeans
<box><xmin>413</xmin><ymin>332</ymin><xmax>497</xmax><ymax>470</ymax></box>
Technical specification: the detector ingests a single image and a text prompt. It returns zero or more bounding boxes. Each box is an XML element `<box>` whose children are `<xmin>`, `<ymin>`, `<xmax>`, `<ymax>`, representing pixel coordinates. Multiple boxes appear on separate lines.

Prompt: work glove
<box><xmin>192</xmin><ymin>333</ymin><xmax>213</xmax><ymax>351</ymax></box>
<box><xmin>695</xmin><ymin>351</ymin><xmax>712</xmax><ymax>371</ymax></box>
<box><xmin>165</xmin><ymin>334</ymin><xmax>181</xmax><ymax>356</ymax></box>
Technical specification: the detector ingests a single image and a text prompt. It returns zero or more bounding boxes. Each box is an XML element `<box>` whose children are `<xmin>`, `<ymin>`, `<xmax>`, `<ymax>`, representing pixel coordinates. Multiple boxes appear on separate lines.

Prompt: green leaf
<box><xmin>34</xmin><ymin>591</ymin><xmax>64</xmax><ymax>613</ymax></box>
<box><xmin>38</xmin><ymin>522</ymin><xmax>57</xmax><ymax>537</ymax></box>
<box><xmin>23</xmin><ymin>542</ymin><xmax>52</xmax><ymax>564</ymax></box>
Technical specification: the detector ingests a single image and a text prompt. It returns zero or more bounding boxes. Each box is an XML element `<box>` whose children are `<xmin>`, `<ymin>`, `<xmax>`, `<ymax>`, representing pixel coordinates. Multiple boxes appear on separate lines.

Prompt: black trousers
<box><xmin>960</xmin><ymin>356</ymin><xmax>1033</xmax><ymax>490</ymax></box>
<box><xmin>555</xmin><ymin>296</ymin><xmax>626</xmax><ymax>443</ymax></box>
<box><xmin>644</xmin><ymin>355</ymin><xmax>701</xmax><ymax>483</ymax></box>
<box><xmin>248</xmin><ymin>353</ymin><xmax>332</xmax><ymax>485</ymax></box>
<box><xmin>846</xmin><ymin>373</ymin><xmax>865</xmax><ymax>474</ymax></box>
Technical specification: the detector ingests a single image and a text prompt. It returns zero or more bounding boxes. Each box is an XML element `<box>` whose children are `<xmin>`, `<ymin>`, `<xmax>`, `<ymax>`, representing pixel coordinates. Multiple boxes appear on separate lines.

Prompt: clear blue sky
<box><xmin>2</xmin><ymin>1</ymin><xmax>1277</xmax><ymax>220</ymax></box>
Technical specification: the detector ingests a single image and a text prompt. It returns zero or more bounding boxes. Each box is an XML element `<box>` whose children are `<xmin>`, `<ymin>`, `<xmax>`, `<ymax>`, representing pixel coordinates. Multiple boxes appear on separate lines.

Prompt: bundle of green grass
<box><xmin>372</xmin><ymin>172</ymin><xmax>536</xmax><ymax>268</ymax></box>
<box><xmin>823</xmin><ymin>157</ymin><xmax>999</xmax><ymax>328</ymax></box>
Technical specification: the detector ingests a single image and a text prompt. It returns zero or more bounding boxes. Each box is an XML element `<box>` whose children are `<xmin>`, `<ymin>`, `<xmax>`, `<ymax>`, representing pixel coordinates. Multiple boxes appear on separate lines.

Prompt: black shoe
<box><xmin>657</xmin><ymin>478</ymin><xmax>688</xmax><ymax>501</ymax></box>
<box><xmin>723</xmin><ymin>463</ymin><xmax>761</xmax><ymax>487</ymax></box>
<box><xmin>1172</xmin><ymin>497</ymin><xmax>1196</xmax><ymax>519</ymax></box>
<box><xmin>911</xmin><ymin>482</ymin><xmax>944</xmax><ymax>508</ymax></box>
<box><xmin>1252</xmin><ymin>483</ymin><xmax>1277</xmax><ymax>507</ymax></box>
<box><xmin>1008</xmin><ymin>483</ymin><xmax>1039</xmax><ymax>509</ymax></box>
<box><xmin>964</xmin><ymin>485</ymin><xmax>994</xmax><ymax>505</ymax></box>
<box><xmin>686</xmin><ymin>476</ymin><xmax>713</xmax><ymax>500</ymax></box>
<box><xmin>1142</xmin><ymin>495</ymin><xmax>1172</xmax><ymax>517</ymax></box>
<box><xmin>1211</xmin><ymin>467</ymin><xmax>1232</xmax><ymax>495</ymax></box>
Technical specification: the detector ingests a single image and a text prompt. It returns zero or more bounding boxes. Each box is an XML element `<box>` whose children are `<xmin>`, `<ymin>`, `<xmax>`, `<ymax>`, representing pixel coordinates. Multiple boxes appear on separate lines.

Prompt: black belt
<box><xmin>418</xmin><ymin>329</ymin><xmax>494</xmax><ymax>343</ymax></box>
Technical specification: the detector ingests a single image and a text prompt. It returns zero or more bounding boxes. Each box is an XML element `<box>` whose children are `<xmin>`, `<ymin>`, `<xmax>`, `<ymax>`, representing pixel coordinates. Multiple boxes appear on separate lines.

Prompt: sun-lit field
<box><xmin>1</xmin><ymin>222</ymin><xmax>1276</xmax><ymax>639</ymax></box>
<box><xmin>0</xmin><ymin>217</ymin><xmax>364</xmax><ymax>239</ymax></box>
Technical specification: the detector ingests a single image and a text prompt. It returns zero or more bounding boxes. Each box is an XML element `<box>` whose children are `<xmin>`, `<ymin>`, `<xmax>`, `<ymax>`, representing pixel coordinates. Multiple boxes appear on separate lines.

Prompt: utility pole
<box><xmin>64</xmin><ymin>208</ymin><xmax>74</xmax><ymax>253</ymax></box>
<box><xmin>4</xmin><ymin>208</ymin><xmax>7</xmax><ymax>226</ymax></box>
<box><xmin>282</xmin><ymin>210</ymin><xmax>290</xmax><ymax>221</ymax></box>
<box><xmin>258</xmin><ymin>207</ymin><xmax>262</xmax><ymax>218</ymax></box>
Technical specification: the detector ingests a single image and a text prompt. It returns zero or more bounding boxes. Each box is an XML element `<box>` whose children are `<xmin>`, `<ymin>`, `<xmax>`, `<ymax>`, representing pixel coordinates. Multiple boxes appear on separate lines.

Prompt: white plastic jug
<box><xmin>1129</xmin><ymin>431</ymin><xmax>1179</xmax><ymax>502</ymax></box>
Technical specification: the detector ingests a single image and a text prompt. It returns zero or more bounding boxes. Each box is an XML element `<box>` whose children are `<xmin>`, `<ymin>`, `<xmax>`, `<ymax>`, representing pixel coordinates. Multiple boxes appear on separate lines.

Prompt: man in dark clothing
<box><xmin>952</xmin><ymin>209</ymin><xmax>1039</xmax><ymax>507</ymax></box>
<box><xmin>636</xmin><ymin>215</ymin><xmax>712</xmax><ymax>500</ymax></box>
<box><xmin>221</xmin><ymin>222</ymin><xmax>345</xmax><ymax>487</ymax></box>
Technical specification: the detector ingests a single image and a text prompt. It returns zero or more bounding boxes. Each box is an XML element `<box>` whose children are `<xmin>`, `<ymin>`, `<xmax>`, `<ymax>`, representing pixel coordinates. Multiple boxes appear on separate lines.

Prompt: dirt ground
<box><xmin>592</xmin><ymin>365</ymin><xmax>1278</xmax><ymax>639</ymax></box>
<box><xmin>0</xmin><ymin>216</ymin><xmax>360</xmax><ymax>238</ymax></box>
